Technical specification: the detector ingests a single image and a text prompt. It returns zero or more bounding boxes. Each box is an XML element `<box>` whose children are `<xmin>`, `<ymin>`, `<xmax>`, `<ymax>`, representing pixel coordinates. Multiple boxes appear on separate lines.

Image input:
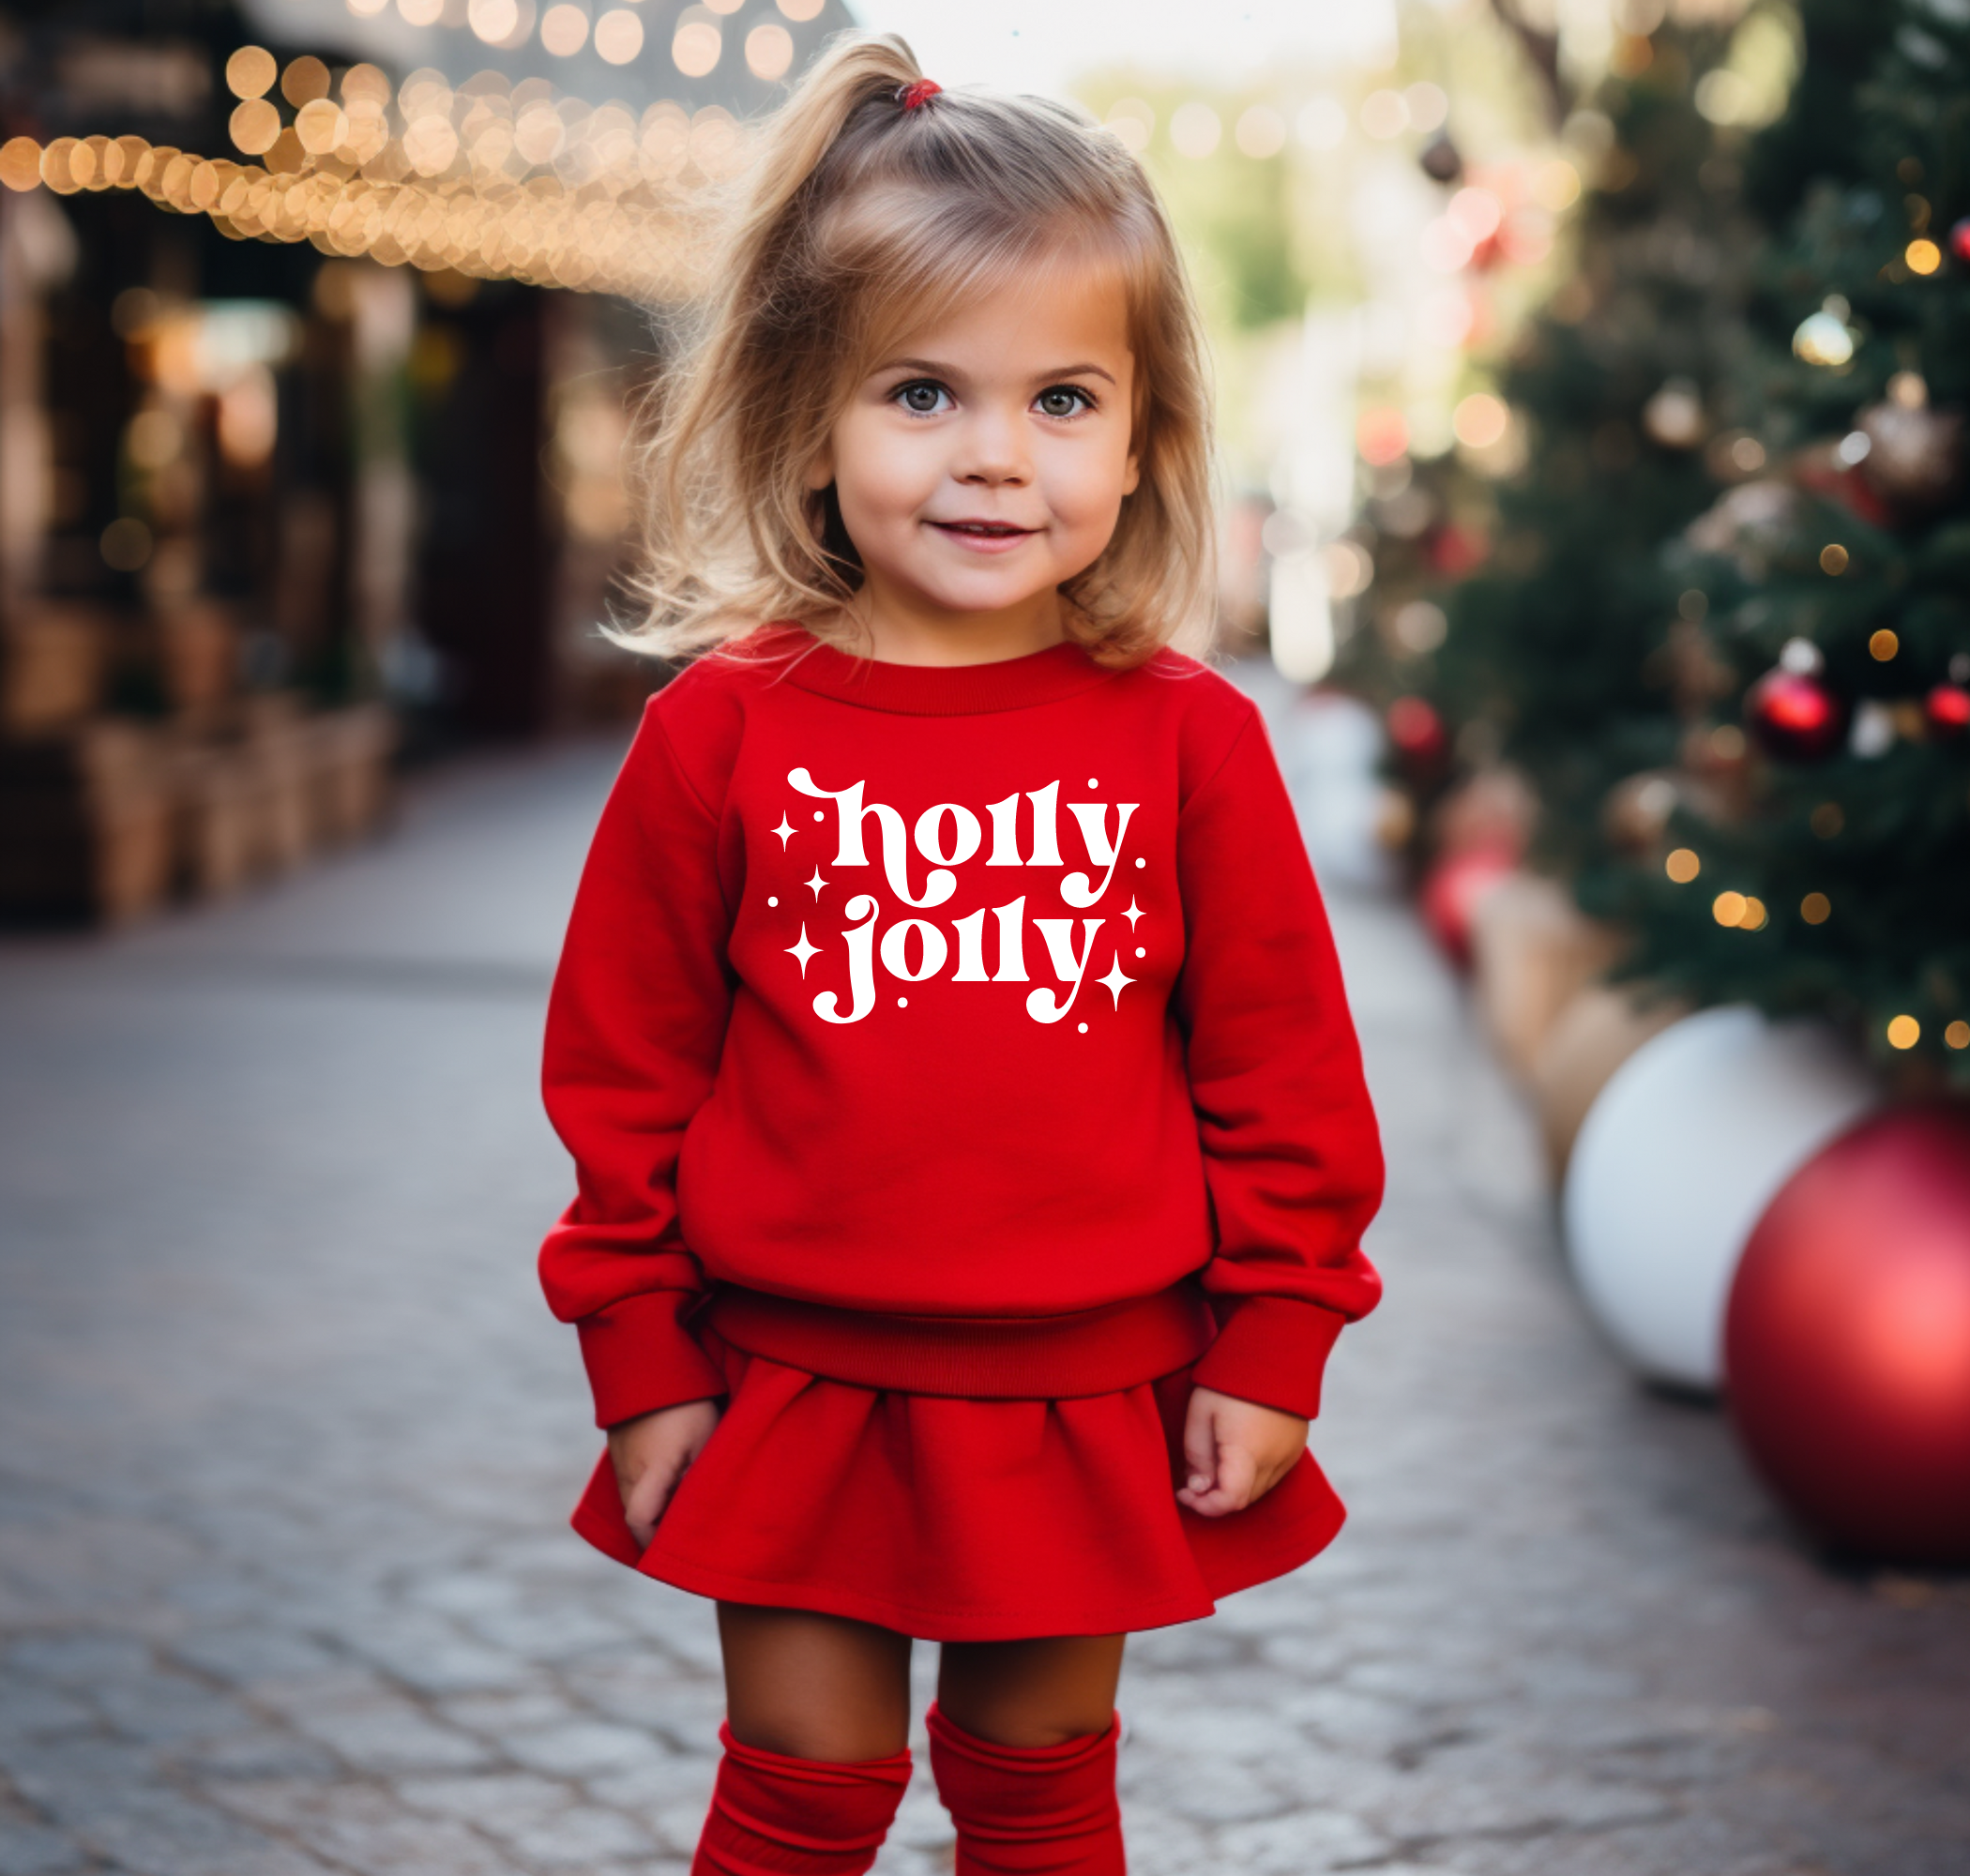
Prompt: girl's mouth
<box><xmin>927</xmin><ymin>519</ymin><xmax>1039</xmax><ymax>552</ymax></box>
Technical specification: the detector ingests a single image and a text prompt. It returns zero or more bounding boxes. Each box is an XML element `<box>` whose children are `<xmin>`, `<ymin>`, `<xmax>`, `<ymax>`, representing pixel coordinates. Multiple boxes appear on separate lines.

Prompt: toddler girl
<box><xmin>539</xmin><ymin>36</ymin><xmax>1383</xmax><ymax>1873</ymax></box>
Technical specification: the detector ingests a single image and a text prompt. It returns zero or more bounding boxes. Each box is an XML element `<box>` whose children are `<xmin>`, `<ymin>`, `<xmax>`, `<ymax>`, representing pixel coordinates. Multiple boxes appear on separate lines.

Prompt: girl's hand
<box><xmin>1176</xmin><ymin>1386</ymin><xmax>1308</xmax><ymax>1518</ymax></box>
<box><xmin>608</xmin><ymin>1398</ymin><xmax>722</xmax><ymax>1549</ymax></box>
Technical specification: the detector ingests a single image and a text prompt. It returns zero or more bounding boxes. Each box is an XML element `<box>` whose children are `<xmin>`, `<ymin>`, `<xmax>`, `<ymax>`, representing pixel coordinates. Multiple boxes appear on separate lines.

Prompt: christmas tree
<box><xmin>1589</xmin><ymin>0</ymin><xmax>1970</xmax><ymax>1081</ymax></box>
<box><xmin>1398</xmin><ymin>0</ymin><xmax>1899</xmax><ymax>877</ymax></box>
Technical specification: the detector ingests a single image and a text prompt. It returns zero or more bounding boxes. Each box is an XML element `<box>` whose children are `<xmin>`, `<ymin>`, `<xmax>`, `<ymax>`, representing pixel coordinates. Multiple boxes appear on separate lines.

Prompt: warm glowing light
<box><xmin>1740</xmin><ymin>896</ymin><xmax>1768</xmax><ymax>931</ymax></box>
<box><xmin>226</xmin><ymin>46</ymin><xmax>277</xmax><ymax>100</ymax></box>
<box><xmin>705</xmin><ymin>0</ymin><xmax>746</xmax><ymax>12</ymax></box>
<box><xmin>1819</xmin><ymin>542</ymin><xmax>1849</xmax><ymax>575</ymax></box>
<box><xmin>1870</xmin><ymin>628</ymin><xmax>1899</xmax><ymax>660</ymax></box>
<box><xmin>1887</xmin><ymin>1015</ymin><xmax>1921</xmax><ymax>1051</ymax></box>
<box><xmin>1235</xmin><ymin>104</ymin><xmax>1287</xmax><ymax>159</ymax></box>
<box><xmin>1666</xmin><ymin>848</ymin><xmax>1701</xmax><ymax>884</ymax></box>
<box><xmin>1793</xmin><ymin>310</ymin><xmax>1855</xmax><ymax>368</ymax></box>
<box><xmin>1906</xmin><ymin>238</ymin><xmax>1941</xmax><ymax>275</ymax></box>
<box><xmin>1453</xmin><ymin>392</ymin><xmax>1509</xmax><ymax>449</ymax></box>
<box><xmin>1712</xmin><ymin>890</ymin><xmax>1748</xmax><ymax>928</ymax></box>
<box><xmin>404</xmin><ymin>117</ymin><xmax>460</xmax><ymax>175</ymax></box>
<box><xmin>540</xmin><ymin>3</ymin><xmax>589</xmax><ymax>53</ymax></box>
<box><xmin>516</xmin><ymin>100</ymin><xmax>567</xmax><ymax>163</ymax></box>
<box><xmin>1947</xmin><ymin>1021</ymin><xmax>1970</xmax><ymax>1051</ymax></box>
<box><xmin>671</xmin><ymin>15</ymin><xmax>718</xmax><ymax>73</ymax></box>
<box><xmin>1359</xmin><ymin>89</ymin><xmax>1407</xmax><ymax>139</ymax></box>
<box><xmin>280</xmin><ymin>56</ymin><xmax>330</xmax><ymax>107</ymax></box>
<box><xmin>342</xmin><ymin>64</ymin><xmax>391</xmax><ymax>107</ymax></box>
<box><xmin>1800</xmin><ymin>893</ymin><xmax>1830</xmax><ymax>924</ymax></box>
<box><xmin>1323</xmin><ymin>538</ymin><xmax>1374</xmax><ymax>601</ymax></box>
<box><xmin>1170</xmin><ymin>102</ymin><xmax>1221</xmax><ymax>159</ymax></box>
<box><xmin>295</xmin><ymin>100</ymin><xmax>348</xmax><ymax>157</ymax></box>
<box><xmin>746</xmin><ymin>23</ymin><xmax>794</xmax><ymax>79</ymax></box>
<box><xmin>472</xmin><ymin>0</ymin><xmax>523</xmax><ymax>41</ymax></box>
<box><xmin>229</xmin><ymin>99</ymin><xmax>280</xmax><ymax>155</ymax></box>
<box><xmin>778</xmin><ymin>0</ymin><xmax>824</xmax><ymax>15</ymax></box>
<box><xmin>0</xmin><ymin>137</ymin><xmax>39</xmax><ymax>191</ymax></box>
<box><xmin>1709</xmin><ymin>724</ymin><xmax>1746</xmax><ymax>762</ymax></box>
<box><xmin>348</xmin><ymin>0</ymin><xmax>390</xmax><ymax>15</ymax></box>
<box><xmin>398</xmin><ymin>0</ymin><xmax>444</xmax><ymax>23</ymax></box>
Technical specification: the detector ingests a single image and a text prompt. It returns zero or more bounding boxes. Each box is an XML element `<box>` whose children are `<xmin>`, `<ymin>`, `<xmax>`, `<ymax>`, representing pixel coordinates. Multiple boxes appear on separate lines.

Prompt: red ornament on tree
<box><xmin>1386</xmin><ymin>695</ymin><xmax>1448</xmax><ymax>770</ymax></box>
<box><xmin>1951</xmin><ymin>216</ymin><xmax>1970</xmax><ymax>265</ymax></box>
<box><xmin>1744</xmin><ymin>667</ymin><xmax>1847</xmax><ymax>762</ymax></box>
<box><xmin>1418</xmin><ymin>844</ymin><xmax>1515</xmax><ymax>971</ymax></box>
<box><xmin>1926</xmin><ymin>683</ymin><xmax>1970</xmax><ymax>734</ymax></box>
<box><xmin>1725</xmin><ymin>1102</ymin><xmax>1970</xmax><ymax>1564</ymax></box>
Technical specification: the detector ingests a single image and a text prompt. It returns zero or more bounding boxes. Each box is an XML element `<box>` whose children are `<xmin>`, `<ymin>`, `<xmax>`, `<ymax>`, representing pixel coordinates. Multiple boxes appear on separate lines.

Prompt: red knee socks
<box><xmin>926</xmin><ymin>1703</ymin><xmax>1125</xmax><ymax>1876</ymax></box>
<box><xmin>691</xmin><ymin>1722</ymin><xmax>912</xmax><ymax>1876</ymax></box>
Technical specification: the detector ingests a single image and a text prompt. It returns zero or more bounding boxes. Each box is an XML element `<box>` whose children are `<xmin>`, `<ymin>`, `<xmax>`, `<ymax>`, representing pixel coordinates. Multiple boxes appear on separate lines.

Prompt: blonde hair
<box><xmin>618</xmin><ymin>33</ymin><xmax>1215</xmax><ymax>668</ymax></box>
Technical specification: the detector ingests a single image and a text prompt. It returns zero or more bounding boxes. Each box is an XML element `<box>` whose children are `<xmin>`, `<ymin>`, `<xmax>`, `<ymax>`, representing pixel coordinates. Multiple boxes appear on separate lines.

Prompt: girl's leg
<box><xmin>929</xmin><ymin>1636</ymin><xmax>1128</xmax><ymax>1875</ymax></box>
<box><xmin>693</xmin><ymin>1604</ymin><xmax>915</xmax><ymax>1876</ymax></box>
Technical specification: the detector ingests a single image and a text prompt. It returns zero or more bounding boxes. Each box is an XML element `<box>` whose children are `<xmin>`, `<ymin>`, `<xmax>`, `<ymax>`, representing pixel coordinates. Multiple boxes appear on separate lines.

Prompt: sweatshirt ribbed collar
<box><xmin>735</xmin><ymin>624</ymin><xmax>1121</xmax><ymax>717</ymax></box>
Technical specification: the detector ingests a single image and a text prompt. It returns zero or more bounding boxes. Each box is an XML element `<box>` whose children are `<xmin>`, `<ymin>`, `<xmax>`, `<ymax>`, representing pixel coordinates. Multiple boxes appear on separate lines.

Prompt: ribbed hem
<box><xmin>703</xmin><ymin>1282</ymin><xmax>1216</xmax><ymax>1399</ymax></box>
<box><xmin>717</xmin><ymin>623</ymin><xmax>1123</xmax><ymax>718</ymax></box>
<box><xmin>577</xmin><ymin>1289</ymin><xmax>729</xmax><ymax>1429</ymax></box>
<box><xmin>1190</xmin><ymin>1295</ymin><xmax>1347</xmax><ymax>1421</ymax></box>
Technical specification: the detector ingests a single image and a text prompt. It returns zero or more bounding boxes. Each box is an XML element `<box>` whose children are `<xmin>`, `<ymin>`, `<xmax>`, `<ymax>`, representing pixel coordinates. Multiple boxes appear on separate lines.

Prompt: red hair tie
<box><xmin>898</xmin><ymin>79</ymin><xmax>941</xmax><ymax>112</ymax></box>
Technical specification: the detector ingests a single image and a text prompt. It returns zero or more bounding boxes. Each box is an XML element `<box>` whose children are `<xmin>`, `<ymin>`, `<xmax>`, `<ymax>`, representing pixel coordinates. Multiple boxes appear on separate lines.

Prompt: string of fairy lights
<box><xmin>0</xmin><ymin>39</ymin><xmax>761</xmax><ymax>300</ymax></box>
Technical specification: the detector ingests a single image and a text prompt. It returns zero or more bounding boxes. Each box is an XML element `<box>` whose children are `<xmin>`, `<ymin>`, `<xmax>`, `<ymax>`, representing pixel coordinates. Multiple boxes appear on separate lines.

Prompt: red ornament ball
<box><xmin>1386</xmin><ymin>695</ymin><xmax>1448</xmax><ymax>769</ymax></box>
<box><xmin>1952</xmin><ymin>216</ymin><xmax>1970</xmax><ymax>265</ymax></box>
<box><xmin>1926</xmin><ymin>683</ymin><xmax>1970</xmax><ymax>734</ymax></box>
<box><xmin>1725</xmin><ymin>1102</ymin><xmax>1970</xmax><ymax>1565</ymax></box>
<box><xmin>1744</xmin><ymin>667</ymin><xmax>1847</xmax><ymax>763</ymax></box>
<box><xmin>1418</xmin><ymin>844</ymin><xmax>1514</xmax><ymax>970</ymax></box>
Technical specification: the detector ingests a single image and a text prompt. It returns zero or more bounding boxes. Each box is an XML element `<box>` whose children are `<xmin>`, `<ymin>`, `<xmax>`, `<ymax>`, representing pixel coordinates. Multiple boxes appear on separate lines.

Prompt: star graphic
<box><xmin>1123</xmin><ymin>897</ymin><xmax>1145</xmax><ymax>930</ymax></box>
<box><xmin>771</xmin><ymin>814</ymin><xmax>796</xmax><ymax>848</ymax></box>
<box><xmin>785</xmin><ymin>926</ymin><xmax>819</xmax><ymax>975</ymax></box>
<box><xmin>1096</xmin><ymin>955</ymin><xmax>1134</xmax><ymax>1009</ymax></box>
<box><xmin>804</xmin><ymin>867</ymin><xmax>828</xmax><ymax>899</ymax></box>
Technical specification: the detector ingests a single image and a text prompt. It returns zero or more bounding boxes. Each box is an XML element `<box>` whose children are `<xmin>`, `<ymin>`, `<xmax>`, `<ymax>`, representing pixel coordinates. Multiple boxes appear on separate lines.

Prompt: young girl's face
<box><xmin>810</xmin><ymin>255</ymin><xmax>1141</xmax><ymax>633</ymax></box>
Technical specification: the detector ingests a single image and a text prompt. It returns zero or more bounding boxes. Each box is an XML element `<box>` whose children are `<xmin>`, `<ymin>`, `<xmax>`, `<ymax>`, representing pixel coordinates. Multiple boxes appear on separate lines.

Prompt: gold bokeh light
<box><xmin>0</xmin><ymin>39</ymin><xmax>740</xmax><ymax>306</ymax></box>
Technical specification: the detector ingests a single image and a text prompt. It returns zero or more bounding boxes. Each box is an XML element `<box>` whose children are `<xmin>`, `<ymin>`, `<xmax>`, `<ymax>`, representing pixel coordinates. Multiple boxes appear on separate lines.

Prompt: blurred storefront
<box><xmin>0</xmin><ymin>0</ymin><xmax>848</xmax><ymax>921</ymax></box>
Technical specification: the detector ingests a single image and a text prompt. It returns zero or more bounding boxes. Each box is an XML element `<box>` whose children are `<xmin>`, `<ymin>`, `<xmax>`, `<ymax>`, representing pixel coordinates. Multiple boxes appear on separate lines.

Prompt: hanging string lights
<box><xmin>0</xmin><ymin>43</ymin><xmax>748</xmax><ymax>303</ymax></box>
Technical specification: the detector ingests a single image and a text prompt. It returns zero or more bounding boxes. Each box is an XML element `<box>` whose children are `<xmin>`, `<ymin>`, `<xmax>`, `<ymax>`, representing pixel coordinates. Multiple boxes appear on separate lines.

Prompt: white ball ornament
<box><xmin>1562</xmin><ymin>1006</ymin><xmax>1876</xmax><ymax>1390</ymax></box>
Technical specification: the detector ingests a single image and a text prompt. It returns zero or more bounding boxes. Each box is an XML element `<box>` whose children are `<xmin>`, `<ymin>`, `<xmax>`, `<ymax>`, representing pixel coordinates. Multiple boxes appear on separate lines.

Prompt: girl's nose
<box><xmin>952</xmin><ymin>405</ymin><xmax>1032</xmax><ymax>486</ymax></box>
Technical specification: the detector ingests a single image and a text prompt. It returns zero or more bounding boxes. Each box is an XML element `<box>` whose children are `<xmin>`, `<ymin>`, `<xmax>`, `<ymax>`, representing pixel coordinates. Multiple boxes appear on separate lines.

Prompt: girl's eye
<box><xmin>1036</xmin><ymin>386</ymin><xmax>1093</xmax><ymax>418</ymax></box>
<box><xmin>896</xmin><ymin>382</ymin><xmax>950</xmax><ymax>415</ymax></box>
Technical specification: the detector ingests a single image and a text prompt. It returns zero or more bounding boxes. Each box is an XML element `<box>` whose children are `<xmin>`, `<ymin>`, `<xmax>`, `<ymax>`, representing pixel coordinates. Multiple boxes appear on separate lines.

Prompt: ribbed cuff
<box><xmin>1191</xmin><ymin>1295</ymin><xmax>1347</xmax><ymax>1420</ymax></box>
<box><xmin>576</xmin><ymin>1289</ymin><xmax>726</xmax><ymax>1429</ymax></box>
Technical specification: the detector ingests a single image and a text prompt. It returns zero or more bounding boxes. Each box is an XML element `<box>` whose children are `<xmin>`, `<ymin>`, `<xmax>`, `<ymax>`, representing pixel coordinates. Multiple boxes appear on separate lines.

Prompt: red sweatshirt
<box><xmin>540</xmin><ymin>625</ymin><xmax>1383</xmax><ymax>1428</ymax></box>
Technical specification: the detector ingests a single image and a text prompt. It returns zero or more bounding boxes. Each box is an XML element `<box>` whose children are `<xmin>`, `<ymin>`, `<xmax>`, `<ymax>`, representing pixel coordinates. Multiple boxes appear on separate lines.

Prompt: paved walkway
<box><xmin>2</xmin><ymin>725</ymin><xmax>1966</xmax><ymax>1876</ymax></box>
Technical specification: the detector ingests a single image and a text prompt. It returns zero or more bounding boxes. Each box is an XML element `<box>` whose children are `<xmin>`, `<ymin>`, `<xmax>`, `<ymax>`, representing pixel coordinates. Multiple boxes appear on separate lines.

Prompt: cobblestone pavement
<box><xmin>3</xmin><ymin>730</ymin><xmax>1967</xmax><ymax>1876</ymax></box>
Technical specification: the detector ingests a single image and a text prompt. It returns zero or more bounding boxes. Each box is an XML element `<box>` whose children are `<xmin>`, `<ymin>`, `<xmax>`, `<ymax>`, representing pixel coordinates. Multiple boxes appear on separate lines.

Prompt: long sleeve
<box><xmin>538</xmin><ymin>700</ymin><xmax>736</xmax><ymax>1428</ymax></box>
<box><xmin>1174</xmin><ymin>709</ymin><xmax>1385</xmax><ymax>1420</ymax></box>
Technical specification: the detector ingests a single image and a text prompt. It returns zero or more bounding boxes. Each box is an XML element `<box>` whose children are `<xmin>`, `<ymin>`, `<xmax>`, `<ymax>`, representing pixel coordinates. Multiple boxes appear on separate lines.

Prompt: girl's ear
<box><xmin>803</xmin><ymin>442</ymin><xmax>835</xmax><ymax>492</ymax></box>
<box><xmin>1121</xmin><ymin>448</ymin><xmax>1142</xmax><ymax>498</ymax></box>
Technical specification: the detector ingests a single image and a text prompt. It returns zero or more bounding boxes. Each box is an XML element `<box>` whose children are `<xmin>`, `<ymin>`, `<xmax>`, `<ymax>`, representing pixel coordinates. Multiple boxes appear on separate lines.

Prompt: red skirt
<box><xmin>571</xmin><ymin>1324</ymin><xmax>1346</xmax><ymax>1641</ymax></box>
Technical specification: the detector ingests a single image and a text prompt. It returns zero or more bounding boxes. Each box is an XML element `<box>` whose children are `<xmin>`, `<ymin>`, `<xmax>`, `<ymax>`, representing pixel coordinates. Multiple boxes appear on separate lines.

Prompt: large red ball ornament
<box><xmin>1419</xmin><ymin>845</ymin><xmax>1514</xmax><ymax>970</ymax></box>
<box><xmin>1744</xmin><ymin>667</ymin><xmax>1847</xmax><ymax>763</ymax></box>
<box><xmin>1725</xmin><ymin>1102</ymin><xmax>1970</xmax><ymax>1564</ymax></box>
<box><xmin>1951</xmin><ymin>216</ymin><xmax>1970</xmax><ymax>265</ymax></box>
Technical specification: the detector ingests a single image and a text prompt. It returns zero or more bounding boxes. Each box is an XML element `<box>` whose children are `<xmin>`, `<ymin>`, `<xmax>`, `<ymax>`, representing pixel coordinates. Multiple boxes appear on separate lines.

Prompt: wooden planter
<box><xmin>0</xmin><ymin>721</ymin><xmax>174</xmax><ymax>923</ymax></box>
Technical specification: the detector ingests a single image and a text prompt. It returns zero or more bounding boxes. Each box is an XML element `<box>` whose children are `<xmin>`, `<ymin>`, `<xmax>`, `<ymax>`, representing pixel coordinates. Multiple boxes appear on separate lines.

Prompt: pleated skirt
<box><xmin>572</xmin><ymin>1324</ymin><xmax>1346</xmax><ymax>1642</ymax></box>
